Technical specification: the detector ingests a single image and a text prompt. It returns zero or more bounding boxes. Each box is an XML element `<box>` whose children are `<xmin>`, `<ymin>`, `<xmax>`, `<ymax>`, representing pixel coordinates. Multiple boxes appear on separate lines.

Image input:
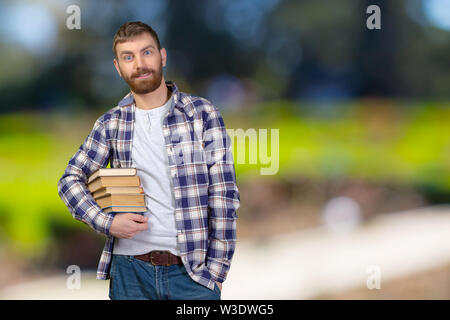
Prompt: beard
<box><xmin>121</xmin><ymin>61</ymin><xmax>163</xmax><ymax>94</ymax></box>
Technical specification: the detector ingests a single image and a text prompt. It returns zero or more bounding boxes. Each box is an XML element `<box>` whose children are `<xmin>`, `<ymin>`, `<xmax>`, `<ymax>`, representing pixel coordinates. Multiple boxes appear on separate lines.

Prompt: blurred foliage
<box><xmin>0</xmin><ymin>0</ymin><xmax>449</xmax><ymax>269</ymax></box>
<box><xmin>238</xmin><ymin>99</ymin><xmax>450</xmax><ymax>187</ymax></box>
<box><xmin>0</xmin><ymin>100</ymin><xmax>449</xmax><ymax>255</ymax></box>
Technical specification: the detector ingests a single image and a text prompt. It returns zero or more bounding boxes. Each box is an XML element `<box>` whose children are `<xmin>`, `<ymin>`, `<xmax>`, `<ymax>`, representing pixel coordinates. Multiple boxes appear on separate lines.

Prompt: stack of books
<box><xmin>87</xmin><ymin>168</ymin><xmax>147</xmax><ymax>213</ymax></box>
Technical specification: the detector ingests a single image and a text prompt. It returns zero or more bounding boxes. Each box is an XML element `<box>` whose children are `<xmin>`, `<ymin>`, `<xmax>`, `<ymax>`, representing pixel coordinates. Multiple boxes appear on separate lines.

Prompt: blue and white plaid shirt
<box><xmin>57</xmin><ymin>81</ymin><xmax>240</xmax><ymax>290</ymax></box>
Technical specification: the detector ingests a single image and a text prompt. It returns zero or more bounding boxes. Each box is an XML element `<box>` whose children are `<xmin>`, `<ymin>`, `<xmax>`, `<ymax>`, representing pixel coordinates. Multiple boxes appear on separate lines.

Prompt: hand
<box><xmin>215</xmin><ymin>281</ymin><xmax>222</xmax><ymax>292</ymax></box>
<box><xmin>109</xmin><ymin>213</ymin><xmax>148</xmax><ymax>239</ymax></box>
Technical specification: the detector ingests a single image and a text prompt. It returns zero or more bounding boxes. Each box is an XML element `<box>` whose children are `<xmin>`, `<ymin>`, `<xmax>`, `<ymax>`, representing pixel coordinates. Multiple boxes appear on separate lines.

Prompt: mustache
<box><xmin>132</xmin><ymin>69</ymin><xmax>154</xmax><ymax>78</ymax></box>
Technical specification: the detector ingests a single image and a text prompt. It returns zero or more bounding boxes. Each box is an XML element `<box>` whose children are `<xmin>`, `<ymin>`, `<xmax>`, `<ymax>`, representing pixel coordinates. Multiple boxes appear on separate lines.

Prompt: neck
<box><xmin>132</xmin><ymin>78</ymin><xmax>171</xmax><ymax>110</ymax></box>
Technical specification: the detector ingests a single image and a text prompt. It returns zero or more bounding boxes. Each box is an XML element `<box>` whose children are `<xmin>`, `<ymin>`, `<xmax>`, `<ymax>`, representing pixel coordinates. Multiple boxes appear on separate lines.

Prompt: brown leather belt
<box><xmin>134</xmin><ymin>251</ymin><xmax>182</xmax><ymax>266</ymax></box>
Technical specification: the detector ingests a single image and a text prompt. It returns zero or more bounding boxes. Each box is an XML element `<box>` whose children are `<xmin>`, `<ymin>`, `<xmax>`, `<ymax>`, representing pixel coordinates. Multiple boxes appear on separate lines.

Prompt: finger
<box><xmin>129</xmin><ymin>222</ymin><xmax>147</xmax><ymax>235</ymax></box>
<box><xmin>128</xmin><ymin>213</ymin><xmax>148</xmax><ymax>223</ymax></box>
<box><xmin>136</xmin><ymin>222</ymin><xmax>148</xmax><ymax>231</ymax></box>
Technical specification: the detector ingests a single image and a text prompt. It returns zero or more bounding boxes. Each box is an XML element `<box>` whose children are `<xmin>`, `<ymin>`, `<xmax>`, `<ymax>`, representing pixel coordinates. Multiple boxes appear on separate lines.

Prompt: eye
<box><xmin>144</xmin><ymin>50</ymin><xmax>152</xmax><ymax>56</ymax></box>
<box><xmin>124</xmin><ymin>55</ymin><xmax>133</xmax><ymax>61</ymax></box>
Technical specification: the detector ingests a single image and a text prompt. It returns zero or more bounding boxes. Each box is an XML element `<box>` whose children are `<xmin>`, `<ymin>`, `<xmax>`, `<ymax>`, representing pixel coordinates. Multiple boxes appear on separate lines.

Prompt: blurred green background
<box><xmin>0</xmin><ymin>0</ymin><xmax>449</xmax><ymax>299</ymax></box>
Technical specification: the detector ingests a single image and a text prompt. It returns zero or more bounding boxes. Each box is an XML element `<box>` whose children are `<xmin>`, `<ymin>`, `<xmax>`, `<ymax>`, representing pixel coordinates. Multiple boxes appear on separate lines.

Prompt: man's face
<box><xmin>113</xmin><ymin>33</ymin><xmax>166</xmax><ymax>94</ymax></box>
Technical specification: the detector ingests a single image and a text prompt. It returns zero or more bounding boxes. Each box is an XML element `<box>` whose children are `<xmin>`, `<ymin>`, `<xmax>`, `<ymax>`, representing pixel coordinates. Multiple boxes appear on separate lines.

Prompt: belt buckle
<box><xmin>162</xmin><ymin>251</ymin><xmax>171</xmax><ymax>267</ymax></box>
<box><xmin>150</xmin><ymin>251</ymin><xmax>171</xmax><ymax>266</ymax></box>
<box><xmin>150</xmin><ymin>251</ymin><xmax>159</xmax><ymax>266</ymax></box>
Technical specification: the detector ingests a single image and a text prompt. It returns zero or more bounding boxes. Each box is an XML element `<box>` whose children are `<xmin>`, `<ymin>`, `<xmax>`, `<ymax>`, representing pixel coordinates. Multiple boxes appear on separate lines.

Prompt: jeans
<box><xmin>109</xmin><ymin>254</ymin><xmax>222</xmax><ymax>300</ymax></box>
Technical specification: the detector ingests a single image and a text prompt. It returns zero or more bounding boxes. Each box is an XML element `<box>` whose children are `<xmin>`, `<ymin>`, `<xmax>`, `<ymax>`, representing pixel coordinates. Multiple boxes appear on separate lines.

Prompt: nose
<box><xmin>134</xmin><ymin>55</ymin><xmax>146</xmax><ymax>71</ymax></box>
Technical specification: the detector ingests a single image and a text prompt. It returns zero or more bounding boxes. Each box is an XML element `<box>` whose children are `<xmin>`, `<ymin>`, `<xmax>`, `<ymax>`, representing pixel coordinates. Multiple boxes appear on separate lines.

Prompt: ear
<box><xmin>160</xmin><ymin>48</ymin><xmax>167</xmax><ymax>67</ymax></box>
<box><xmin>113</xmin><ymin>58</ymin><xmax>122</xmax><ymax>77</ymax></box>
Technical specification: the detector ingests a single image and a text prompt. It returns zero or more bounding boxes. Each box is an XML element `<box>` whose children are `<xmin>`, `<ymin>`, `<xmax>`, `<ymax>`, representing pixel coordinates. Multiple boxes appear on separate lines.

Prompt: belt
<box><xmin>134</xmin><ymin>251</ymin><xmax>182</xmax><ymax>266</ymax></box>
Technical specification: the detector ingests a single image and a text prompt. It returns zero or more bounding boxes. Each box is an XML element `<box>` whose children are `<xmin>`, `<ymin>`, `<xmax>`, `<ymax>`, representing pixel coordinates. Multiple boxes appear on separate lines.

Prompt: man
<box><xmin>57</xmin><ymin>21</ymin><xmax>240</xmax><ymax>300</ymax></box>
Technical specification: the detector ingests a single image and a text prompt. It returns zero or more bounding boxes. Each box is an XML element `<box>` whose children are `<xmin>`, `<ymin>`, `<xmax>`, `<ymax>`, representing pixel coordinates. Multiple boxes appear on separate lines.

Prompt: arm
<box><xmin>204</xmin><ymin>106</ymin><xmax>240</xmax><ymax>284</ymax></box>
<box><xmin>57</xmin><ymin>118</ymin><xmax>114</xmax><ymax>236</ymax></box>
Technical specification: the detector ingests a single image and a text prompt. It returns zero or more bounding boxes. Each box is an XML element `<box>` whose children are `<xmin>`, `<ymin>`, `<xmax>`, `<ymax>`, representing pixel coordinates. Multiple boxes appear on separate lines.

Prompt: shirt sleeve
<box><xmin>57</xmin><ymin>118</ymin><xmax>114</xmax><ymax>236</ymax></box>
<box><xmin>203</xmin><ymin>106</ymin><xmax>240</xmax><ymax>283</ymax></box>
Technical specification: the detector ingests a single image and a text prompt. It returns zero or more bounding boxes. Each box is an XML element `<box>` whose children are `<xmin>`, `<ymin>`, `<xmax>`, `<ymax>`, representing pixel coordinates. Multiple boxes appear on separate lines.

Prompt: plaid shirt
<box><xmin>57</xmin><ymin>80</ymin><xmax>240</xmax><ymax>290</ymax></box>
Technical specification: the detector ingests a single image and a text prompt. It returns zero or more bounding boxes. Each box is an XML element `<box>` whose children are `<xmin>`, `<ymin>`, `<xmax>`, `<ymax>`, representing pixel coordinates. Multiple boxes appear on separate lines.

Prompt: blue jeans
<box><xmin>108</xmin><ymin>254</ymin><xmax>222</xmax><ymax>300</ymax></box>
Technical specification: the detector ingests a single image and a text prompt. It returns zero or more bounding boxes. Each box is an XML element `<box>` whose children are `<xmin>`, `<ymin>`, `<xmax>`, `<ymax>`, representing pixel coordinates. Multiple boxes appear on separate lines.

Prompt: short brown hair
<box><xmin>112</xmin><ymin>21</ymin><xmax>161</xmax><ymax>58</ymax></box>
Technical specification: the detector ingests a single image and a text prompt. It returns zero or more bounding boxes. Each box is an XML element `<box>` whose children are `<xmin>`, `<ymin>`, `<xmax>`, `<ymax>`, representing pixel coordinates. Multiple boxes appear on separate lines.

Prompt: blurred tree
<box><xmin>0</xmin><ymin>0</ymin><xmax>448</xmax><ymax>113</ymax></box>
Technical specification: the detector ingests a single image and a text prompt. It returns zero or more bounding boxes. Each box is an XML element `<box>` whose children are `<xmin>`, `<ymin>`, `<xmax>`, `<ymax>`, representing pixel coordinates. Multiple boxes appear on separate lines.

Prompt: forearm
<box><xmin>203</xmin><ymin>104</ymin><xmax>240</xmax><ymax>282</ymax></box>
<box><xmin>57</xmin><ymin>118</ymin><xmax>113</xmax><ymax>236</ymax></box>
<box><xmin>207</xmin><ymin>173</ymin><xmax>240</xmax><ymax>283</ymax></box>
<box><xmin>58</xmin><ymin>160</ymin><xmax>114</xmax><ymax>236</ymax></box>
<box><xmin>207</xmin><ymin>220</ymin><xmax>237</xmax><ymax>283</ymax></box>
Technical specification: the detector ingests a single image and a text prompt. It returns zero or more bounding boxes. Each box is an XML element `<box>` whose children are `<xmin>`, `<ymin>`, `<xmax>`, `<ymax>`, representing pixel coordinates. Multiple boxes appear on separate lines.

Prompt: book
<box><xmin>92</xmin><ymin>186</ymin><xmax>144</xmax><ymax>199</ymax></box>
<box><xmin>102</xmin><ymin>205</ymin><xmax>147</xmax><ymax>213</ymax></box>
<box><xmin>88</xmin><ymin>175</ymin><xmax>141</xmax><ymax>193</ymax></box>
<box><xmin>95</xmin><ymin>193</ymin><xmax>145</xmax><ymax>208</ymax></box>
<box><xmin>87</xmin><ymin>168</ymin><xmax>137</xmax><ymax>184</ymax></box>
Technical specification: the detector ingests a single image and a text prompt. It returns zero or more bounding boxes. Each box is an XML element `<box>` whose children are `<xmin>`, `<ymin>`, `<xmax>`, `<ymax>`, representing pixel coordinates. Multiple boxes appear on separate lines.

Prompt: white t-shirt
<box><xmin>113</xmin><ymin>93</ymin><xmax>180</xmax><ymax>256</ymax></box>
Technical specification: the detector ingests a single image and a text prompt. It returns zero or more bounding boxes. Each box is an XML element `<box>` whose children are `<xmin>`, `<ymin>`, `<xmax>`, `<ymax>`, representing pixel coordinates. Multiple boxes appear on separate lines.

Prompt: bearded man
<box><xmin>57</xmin><ymin>21</ymin><xmax>240</xmax><ymax>300</ymax></box>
